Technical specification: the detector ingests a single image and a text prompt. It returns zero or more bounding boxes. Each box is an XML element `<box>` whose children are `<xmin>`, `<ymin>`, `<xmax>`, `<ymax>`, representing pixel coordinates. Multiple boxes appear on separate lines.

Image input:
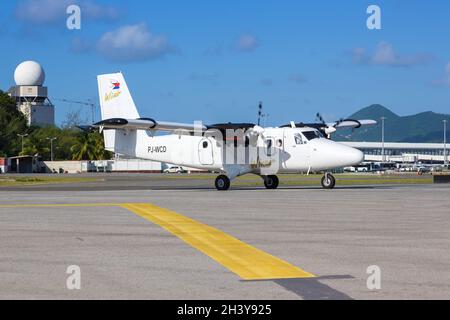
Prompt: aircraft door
<box><xmin>257</xmin><ymin>136</ymin><xmax>280</xmax><ymax>175</ymax></box>
<box><xmin>199</xmin><ymin>138</ymin><xmax>214</xmax><ymax>165</ymax></box>
<box><xmin>285</xmin><ymin>130</ymin><xmax>311</xmax><ymax>171</ymax></box>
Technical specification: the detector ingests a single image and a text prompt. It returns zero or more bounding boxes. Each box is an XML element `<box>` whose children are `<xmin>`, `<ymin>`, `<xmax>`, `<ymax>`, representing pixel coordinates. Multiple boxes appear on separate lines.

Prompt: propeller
<box><xmin>282</xmin><ymin>114</ymin><xmax>376</xmax><ymax>139</ymax></box>
<box><xmin>316</xmin><ymin>113</ymin><xmax>326</xmax><ymax>125</ymax></box>
<box><xmin>248</xmin><ymin>125</ymin><xmax>266</xmax><ymax>144</ymax></box>
<box><xmin>316</xmin><ymin>112</ymin><xmax>337</xmax><ymax>138</ymax></box>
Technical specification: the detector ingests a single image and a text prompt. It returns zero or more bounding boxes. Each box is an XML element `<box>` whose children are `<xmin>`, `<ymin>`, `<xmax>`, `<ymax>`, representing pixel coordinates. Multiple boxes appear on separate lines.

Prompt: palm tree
<box><xmin>71</xmin><ymin>132</ymin><xmax>110</xmax><ymax>160</ymax></box>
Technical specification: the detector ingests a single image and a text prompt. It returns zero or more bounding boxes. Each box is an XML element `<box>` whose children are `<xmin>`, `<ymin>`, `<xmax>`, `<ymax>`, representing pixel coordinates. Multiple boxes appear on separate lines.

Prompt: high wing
<box><xmin>281</xmin><ymin>118</ymin><xmax>377</xmax><ymax>137</ymax></box>
<box><xmin>93</xmin><ymin>118</ymin><xmax>208</xmax><ymax>132</ymax></box>
<box><xmin>90</xmin><ymin>119</ymin><xmax>259</xmax><ymax>134</ymax></box>
<box><xmin>326</xmin><ymin>119</ymin><xmax>377</xmax><ymax>129</ymax></box>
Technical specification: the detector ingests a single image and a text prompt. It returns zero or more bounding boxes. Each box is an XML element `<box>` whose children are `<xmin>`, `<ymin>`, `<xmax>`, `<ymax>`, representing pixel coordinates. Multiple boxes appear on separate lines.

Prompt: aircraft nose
<box><xmin>310</xmin><ymin>140</ymin><xmax>365</xmax><ymax>169</ymax></box>
<box><xmin>344</xmin><ymin>147</ymin><xmax>364</xmax><ymax>166</ymax></box>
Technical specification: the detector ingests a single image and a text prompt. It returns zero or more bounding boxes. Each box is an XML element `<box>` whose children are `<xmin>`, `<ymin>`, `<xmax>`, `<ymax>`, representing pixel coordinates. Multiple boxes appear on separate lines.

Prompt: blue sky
<box><xmin>1</xmin><ymin>0</ymin><xmax>450</xmax><ymax>126</ymax></box>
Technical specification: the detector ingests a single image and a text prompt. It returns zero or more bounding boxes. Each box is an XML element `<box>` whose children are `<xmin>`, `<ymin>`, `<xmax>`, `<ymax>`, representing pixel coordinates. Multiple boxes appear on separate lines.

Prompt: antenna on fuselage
<box><xmin>257</xmin><ymin>102</ymin><xmax>263</xmax><ymax>126</ymax></box>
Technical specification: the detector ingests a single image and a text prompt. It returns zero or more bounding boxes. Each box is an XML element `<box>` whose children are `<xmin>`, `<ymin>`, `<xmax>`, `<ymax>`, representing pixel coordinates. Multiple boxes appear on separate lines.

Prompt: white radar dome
<box><xmin>14</xmin><ymin>61</ymin><xmax>46</xmax><ymax>86</ymax></box>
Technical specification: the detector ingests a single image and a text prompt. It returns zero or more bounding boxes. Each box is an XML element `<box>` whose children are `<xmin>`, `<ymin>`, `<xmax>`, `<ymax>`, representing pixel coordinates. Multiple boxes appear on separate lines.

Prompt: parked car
<box><xmin>417</xmin><ymin>166</ymin><xmax>431</xmax><ymax>174</ymax></box>
<box><xmin>163</xmin><ymin>166</ymin><xmax>185</xmax><ymax>174</ymax></box>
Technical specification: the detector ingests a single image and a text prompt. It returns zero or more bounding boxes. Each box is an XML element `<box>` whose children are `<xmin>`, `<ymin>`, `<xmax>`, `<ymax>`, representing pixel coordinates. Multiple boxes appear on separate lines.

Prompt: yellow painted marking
<box><xmin>122</xmin><ymin>203</ymin><xmax>315</xmax><ymax>280</ymax></box>
<box><xmin>0</xmin><ymin>202</ymin><xmax>315</xmax><ymax>280</ymax></box>
<box><xmin>0</xmin><ymin>203</ymin><xmax>122</xmax><ymax>208</ymax></box>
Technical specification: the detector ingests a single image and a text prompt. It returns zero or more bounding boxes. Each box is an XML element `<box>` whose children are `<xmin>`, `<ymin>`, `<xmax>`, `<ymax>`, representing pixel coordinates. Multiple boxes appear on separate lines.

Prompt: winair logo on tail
<box><xmin>104</xmin><ymin>80</ymin><xmax>122</xmax><ymax>102</ymax></box>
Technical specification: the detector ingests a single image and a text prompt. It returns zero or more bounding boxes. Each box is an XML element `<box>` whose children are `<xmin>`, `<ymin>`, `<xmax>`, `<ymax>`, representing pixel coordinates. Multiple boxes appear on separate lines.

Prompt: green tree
<box><xmin>22</xmin><ymin>127</ymin><xmax>107</xmax><ymax>161</ymax></box>
<box><xmin>22</xmin><ymin>126</ymin><xmax>62</xmax><ymax>160</ymax></box>
<box><xmin>71</xmin><ymin>131</ymin><xmax>111</xmax><ymax>161</ymax></box>
<box><xmin>1</xmin><ymin>90</ymin><xmax>110</xmax><ymax>161</ymax></box>
<box><xmin>0</xmin><ymin>91</ymin><xmax>28</xmax><ymax>157</ymax></box>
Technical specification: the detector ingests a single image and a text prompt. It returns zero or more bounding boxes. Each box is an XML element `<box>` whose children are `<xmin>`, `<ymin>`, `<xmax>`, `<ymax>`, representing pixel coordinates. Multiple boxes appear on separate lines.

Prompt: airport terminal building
<box><xmin>340</xmin><ymin>141</ymin><xmax>448</xmax><ymax>164</ymax></box>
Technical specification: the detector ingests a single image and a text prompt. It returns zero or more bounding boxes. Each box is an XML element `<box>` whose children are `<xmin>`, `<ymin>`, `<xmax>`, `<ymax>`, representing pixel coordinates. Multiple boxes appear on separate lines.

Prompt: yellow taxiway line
<box><xmin>0</xmin><ymin>203</ymin><xmax>122</xmax><ymax>208</ymax></box>
<box><xmin>0</xmin><ymin>202</ymin><xmax>315</xmax><ymax>280</ymax></box>
<box><xmin>122</xmin><ymin>203</ymin><xmax>315</xmax><ymax>280</ymax></box>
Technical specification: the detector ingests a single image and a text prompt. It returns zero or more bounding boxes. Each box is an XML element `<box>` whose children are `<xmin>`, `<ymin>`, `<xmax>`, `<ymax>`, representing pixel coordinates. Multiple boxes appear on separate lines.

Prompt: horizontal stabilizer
<box><xmin>77</xmin><ymin>125</ymin><xmax>97</xmax><ymax>133</ymax></box>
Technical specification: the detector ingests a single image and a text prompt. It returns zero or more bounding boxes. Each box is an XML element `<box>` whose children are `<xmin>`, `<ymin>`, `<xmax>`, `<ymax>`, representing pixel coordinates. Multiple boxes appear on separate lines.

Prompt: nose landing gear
<box><xmin>321</xmin><ymin>172</ymin><xmax>336</xmax><ymax>189</ymax></box>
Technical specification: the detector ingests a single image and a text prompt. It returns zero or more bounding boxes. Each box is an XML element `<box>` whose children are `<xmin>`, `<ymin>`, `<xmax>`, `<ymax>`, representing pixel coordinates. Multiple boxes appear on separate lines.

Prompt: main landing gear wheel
<box><xmin>321</xmin><ymin>173</ymin><xmax>336</xmax><ymax>189</ymax></box>
<box><xmin>263</xmin><ymin>175</ymin><xmax>279</xmax><ymax>189</ymax></box>
<box><xmin>215</xmin><ymin>175</ymin><xmax>231</xmax><ymax>191</ymax></box>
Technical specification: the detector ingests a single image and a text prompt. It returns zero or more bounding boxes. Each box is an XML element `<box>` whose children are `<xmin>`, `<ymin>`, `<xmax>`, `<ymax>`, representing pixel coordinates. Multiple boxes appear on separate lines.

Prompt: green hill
<box><xmin>335</xmin><ymin>104</ymin><xmax>450</xmax><ymax>143</ymax></box>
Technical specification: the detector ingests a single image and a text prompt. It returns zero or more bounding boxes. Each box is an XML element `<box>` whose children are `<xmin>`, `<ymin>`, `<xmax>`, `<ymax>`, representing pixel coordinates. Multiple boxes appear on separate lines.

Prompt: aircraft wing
<box><xmin>281</xmin><ymin>118</ymin><xmax>377</xmax><ymax>137</ymax></box>
<box><xmin>93</xmin><ymin>118</ymin><xmax>208</xmax><ymax>132</ymax></box>
<box><xmin>92</xmin><ymin>118</ymin><xmax>260</xmax><ymax>134</ymax></box>
<box><xmin>326</xmin><ymin>119</ymin><xmax>377</xmax><ymax>129</ymax></box>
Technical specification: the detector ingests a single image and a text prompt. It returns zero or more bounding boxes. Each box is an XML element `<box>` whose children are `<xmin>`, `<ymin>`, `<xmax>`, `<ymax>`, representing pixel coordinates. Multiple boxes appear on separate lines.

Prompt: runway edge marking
<box><xmin>121</xmin><ymin>203</ymin><xmax>316</xmax><ymax>281</ymax></box>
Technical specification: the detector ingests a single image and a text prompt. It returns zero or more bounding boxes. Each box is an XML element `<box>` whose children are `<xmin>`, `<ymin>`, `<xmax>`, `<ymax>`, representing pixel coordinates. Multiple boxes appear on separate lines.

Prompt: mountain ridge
<box><xmin>335</xmin><ymin>104</ymin><xmax>450</xmax><ymax>143</ymax></box>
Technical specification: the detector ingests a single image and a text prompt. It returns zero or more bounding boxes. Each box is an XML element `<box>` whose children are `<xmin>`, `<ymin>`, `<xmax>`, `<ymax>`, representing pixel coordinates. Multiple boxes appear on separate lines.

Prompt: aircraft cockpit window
<box><xmin>294</xmin><ymin>133</ymin><xmax>304</xmax><ymax>145</ymax></box>
<box><xmin>303</xmin><ymin>130</ymin><xmax>323</xmax><ymax>141</ymax></box>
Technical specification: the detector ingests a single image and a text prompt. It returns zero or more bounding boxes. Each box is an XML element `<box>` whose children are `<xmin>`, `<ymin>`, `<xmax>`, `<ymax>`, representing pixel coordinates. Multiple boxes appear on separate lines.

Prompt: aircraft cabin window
<box><xmin>203</xmin><ymin>141</ymin><xmax>208</xmax><ymax>148</ymax></box>
<box><xmin>276</xmin><ymin>139</ymin><xmax>283</xmax><ymax>148</ymax></box>
<box><xmin>245</xmin><ymin>136</ymin><xmax>250</xmax><ymax>147</ymax></box>
<box><xmin>302</xmin><ymin>130</ymin><xmax>323</xmax><ymax>141</ymax></box>
<box><xmin>266</xmin><ymin>139</ymin><xmax>273</xmax><ymax>156</ymax></box>
<box><xmin>294</xmin><ymin>133</ymin><xmax>303</xmax><ymax>145</ymax></box>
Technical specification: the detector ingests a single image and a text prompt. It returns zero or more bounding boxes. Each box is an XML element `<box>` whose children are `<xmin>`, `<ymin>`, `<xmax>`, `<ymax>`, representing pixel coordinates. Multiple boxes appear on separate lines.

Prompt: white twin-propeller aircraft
<box><xmin>91</xmin><ymin>72</ymin><xmax>376</xmax><ymax>191</ymax></box>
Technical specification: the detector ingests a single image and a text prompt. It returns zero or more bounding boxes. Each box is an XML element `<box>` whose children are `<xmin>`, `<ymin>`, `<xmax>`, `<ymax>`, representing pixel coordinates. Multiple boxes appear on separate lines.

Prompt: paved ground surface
<box><xmin>0</xmin><ymin>174</ymin><xmax>449</xmax><ymax>300</ymax></box>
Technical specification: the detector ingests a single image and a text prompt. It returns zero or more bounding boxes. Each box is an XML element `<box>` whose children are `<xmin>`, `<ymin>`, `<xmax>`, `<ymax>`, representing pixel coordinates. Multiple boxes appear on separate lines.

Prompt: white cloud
<box><xmin>351</xmin><ymin>47</ymin><xmax>367</xmax><ymax>64</ymax></box>
<box><xmin>236</xmin><ymin>34</ymin><xmax>259</xmax><ymax>52</ymax></box>
<box><xmin>352</xmin><ymin>42</ymin><xmax>430</xmax><ymax>67</ymax></box>
<box><xmin>96</xmin><ymin>23</ymin><xmax>175</xmax><ymax>63</ymax></box>
<box><xmin>15</xmin><ymin>0</ymin><xmax>120</xmax><ymax>25</ymax></box>
<box><xmin>16</xmin><ymin>0</ymin><xmax>70</xmax><ymax>25</ymax></box>
<box><xmin>372</xmin><ymin>42</ymin><xmax>398</xmax><ymax>65</ymax></box>
<box><xmin>81</xmin><ymin>1</ymin><xmax>121</xmax><ymax>21</ymax></box>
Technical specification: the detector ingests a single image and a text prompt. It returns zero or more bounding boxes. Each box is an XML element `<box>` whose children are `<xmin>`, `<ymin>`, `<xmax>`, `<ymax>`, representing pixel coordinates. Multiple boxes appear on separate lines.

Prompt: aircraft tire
<box><xmin>321</xmin><ymin>174</ymin><xmax>336</xmax><ymax>189</ymax></box>
<box><xmin>215</xmin><ymin>175</ymin><xmax>231</xmax><ymax>191</ymax></box>
<box><xmin>263</xmin><ymin>175</ymin><xmax>279</xmax><ymax>189</ymax></box>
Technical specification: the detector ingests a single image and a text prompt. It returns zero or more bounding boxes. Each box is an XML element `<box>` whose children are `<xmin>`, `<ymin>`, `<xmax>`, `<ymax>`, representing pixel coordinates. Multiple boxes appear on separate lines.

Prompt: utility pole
<box><xmin>444</xmin><ymin>120</ymin><xmax>448</xmax><ymax>166</ymax></box>
<box><xmin>382</xmin><ymin>117</ymin><xmax>385</xmax><ymax>162</ymax></box>
<box><xmin>17</xmin><ymin>133</ymin><xmax>28</xmax><ymax>155</ymax></box>
<box><xmin>46</xmin><ymin>137</ymin><xmax>57</xmax><ymax>162</ymax></box>
<box><xmin>86</xmin><ymin>99</ymin><xmax>96</xmax><ymax>123</ymax></box>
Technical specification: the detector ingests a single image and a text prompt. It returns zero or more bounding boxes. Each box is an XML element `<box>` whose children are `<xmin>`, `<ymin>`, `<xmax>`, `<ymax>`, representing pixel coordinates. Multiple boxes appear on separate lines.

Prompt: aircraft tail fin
<box><xmin>97</xmin><ymin>72</ymin><xmax>141</xmax><ymax>155</ymax></box>
<box><xmin>97</xmin><ymin>72</ymin><xmax>140</xmax><ymax>120</ymax></box>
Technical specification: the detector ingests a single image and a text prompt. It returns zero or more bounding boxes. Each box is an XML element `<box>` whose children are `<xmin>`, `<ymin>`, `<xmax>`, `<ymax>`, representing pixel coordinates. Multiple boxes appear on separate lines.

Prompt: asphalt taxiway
<box><xmin>0</xmin><ymin>174</ymin><xmax>449</xmax><ymax>300</ymax></box>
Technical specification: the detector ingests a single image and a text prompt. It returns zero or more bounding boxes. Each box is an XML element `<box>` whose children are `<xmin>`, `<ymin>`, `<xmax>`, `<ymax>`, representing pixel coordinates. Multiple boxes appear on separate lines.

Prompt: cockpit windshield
<box><xmin>302</xmin><ymin>130</ymin><xmax>323</xmax><ymax>141</ymax></box>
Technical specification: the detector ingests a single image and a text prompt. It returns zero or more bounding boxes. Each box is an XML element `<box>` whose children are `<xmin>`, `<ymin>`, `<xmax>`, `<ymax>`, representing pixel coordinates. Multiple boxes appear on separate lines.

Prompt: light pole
<box><xmin>444</xmin><ymin>120</ymin><xmax>448</xmax><ymax>166</ymax></box>
<box><xmin>381</xmin><ymin>117</ymin><xmax>386</xmax><ymax>162</ymax></box>
<box><xmin>46</xmin><ymin>137</ymin><xmax>57</xmax><ymax>162</ymax></box>
<box><xmin>17</xmin><ymin>133</ymin><xmax>28</xmax><ymax>155</ymax></box>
